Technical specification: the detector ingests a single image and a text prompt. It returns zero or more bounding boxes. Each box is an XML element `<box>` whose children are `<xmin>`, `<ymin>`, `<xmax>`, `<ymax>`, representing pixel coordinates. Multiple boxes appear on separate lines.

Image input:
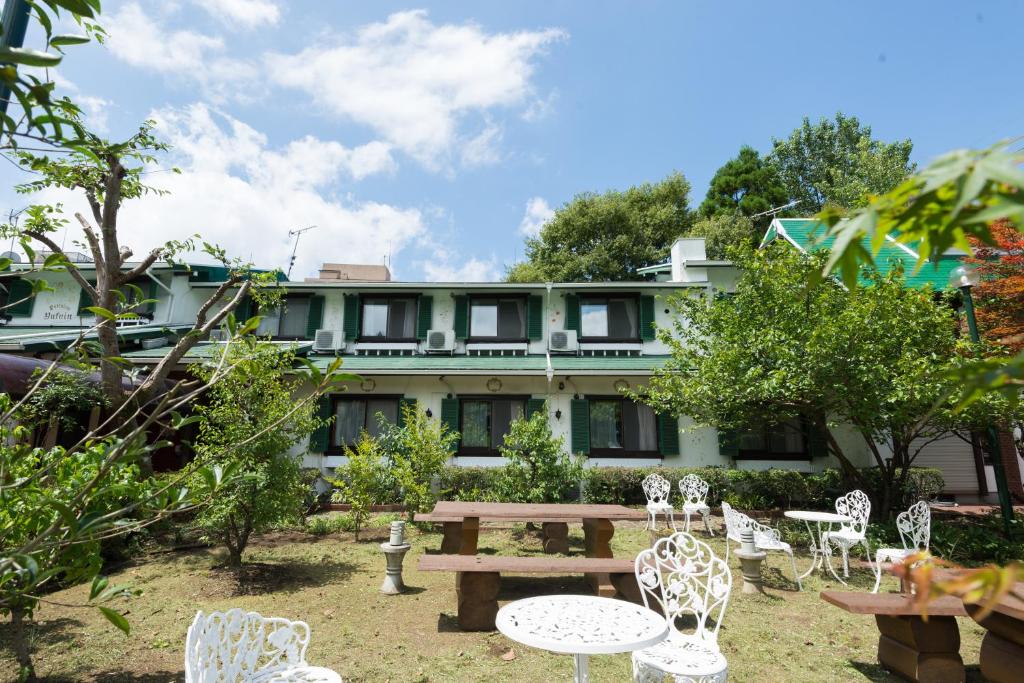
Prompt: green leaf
<box><xmin>0</xmin><ymin>47</ymin><xmax>62</xmax><ymax>67</ymax></box>
<box><xmin>89</xmin><ymin>574</ymin><xmax>108</xmax><ymax>601</ymax></box>
<box><xmin>84</xmin><ymin>306</ymin><xmax>116</xmax><ymax>321</ymax></box>
<box><xmin>50</xmin><ymin>34</ymin><xmax>91</xmax><ymax>47</ymax></box>
<box><xmin>98</xmin><ymin>607</ymin><xmax>130</xmax><ymax>635</ymax></box>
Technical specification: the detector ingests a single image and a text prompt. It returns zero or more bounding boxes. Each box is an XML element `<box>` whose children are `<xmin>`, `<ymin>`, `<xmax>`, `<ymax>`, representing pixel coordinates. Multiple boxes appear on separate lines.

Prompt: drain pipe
<box><xmin>145</xmin><ymin>269</ymin><xmax>174</xmax><ymax>324</ymax></box>
<box><xmin>544</xmin><ymin>282</ymin><xmax>554</xmax><ymax>387</ymax></box>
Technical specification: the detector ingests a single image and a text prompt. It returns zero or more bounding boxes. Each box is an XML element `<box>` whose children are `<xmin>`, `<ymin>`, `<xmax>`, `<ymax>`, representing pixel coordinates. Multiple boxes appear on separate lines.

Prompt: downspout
<box><xmin>145</xmin><ymin>269</ymin><xmax>174</xmax><ymax>324</ymax></box>
<box><xmin>544</xmin><ymin>282</ymin><xmax>554</xmax><ymax>387</ymax></box>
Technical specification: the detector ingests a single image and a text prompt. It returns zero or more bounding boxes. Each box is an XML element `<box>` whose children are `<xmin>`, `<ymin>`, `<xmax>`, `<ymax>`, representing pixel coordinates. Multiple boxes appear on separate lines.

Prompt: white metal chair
<box><xmin>632</xmin><ymin>532</ymin><xmax>732</xmax><ymax>683</ymax></box>
<box><xmin>872</xmin><ymin>500</ymin><xmax>931</xmax><ymax>593</ymax></box>
<box><xmin>721</xmin><ymin>501</ymin><xmax>802</xmax><ymax>590</ymax></box>
<box><xmin>678</xmin><ymin>474</ymin><xmax>714</xmax><ymax>536</ymax></box>
<box><xmin>822</xmin><ymin>489</ymin><xmax>874</xmax><ymax>579</ymax></box>
<box><xmin>642</xmin><ymin>473</ymin><xmax>676</xmax><ymax>531</ymax></box>
<box><xmin>185</xmin><ymin>608</ymin><xmax>342</xmax><ymax>683</ymax></box>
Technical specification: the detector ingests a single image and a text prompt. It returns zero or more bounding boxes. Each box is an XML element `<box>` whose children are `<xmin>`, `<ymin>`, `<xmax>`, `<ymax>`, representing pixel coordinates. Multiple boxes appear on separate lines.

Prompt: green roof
<box><xmin>766</xmin><ymin>218</ymin><xmax>963</xmax><ymax>290</ymax></box>
<box><xmin>0</xmin><ymin>324</ymin><xmax>193</xmax><ymax>352</ymax></box>
<box><xmin>121</xmin><ymin>340</ymin><xmax>314</xmax><ymax>361</ymax></box>
<box><xmin>308</xmin><ymin>353</ymin><xmax>669</xmax><ymax>376</ymax></box>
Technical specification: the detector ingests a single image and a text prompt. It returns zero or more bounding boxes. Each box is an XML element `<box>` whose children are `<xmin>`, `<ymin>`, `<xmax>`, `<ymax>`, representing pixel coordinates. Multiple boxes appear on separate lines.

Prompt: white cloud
<box><xmin>420</xmin><ymin>254</ymin><xmax>500</xmax><ymax>282</ymax></box>
<box><xmin>195</xmin><ymin>0</ymin><xmax>281</xmax><ymax>29</ymax></box>
<box><xmin>518</xmin><ymin>196</ymin><xmax>554</xmax><ymax>237</ymax></box>
<box><xmin>48</xmin><ymin>73</ymin><xmax>110</xmax><ymax>132</ymax></box>
<box><xmin>268</xmin><ymin>10</ymin><xmax>565</xmax><ymax>169</ymax></box>
<box><xmin>107</xmin><ymin>3</ymin><xmax>224</xmax><ymax>72</ymax></box>
<box><xmin>27</xmin><ymin>104</ymin><xmax>419</xmax><ymax>281</ymax></box>
<box><xmin>460</xmin><ymin>122</ymin><xmax>503</xmax><ymax>168</ymax></box>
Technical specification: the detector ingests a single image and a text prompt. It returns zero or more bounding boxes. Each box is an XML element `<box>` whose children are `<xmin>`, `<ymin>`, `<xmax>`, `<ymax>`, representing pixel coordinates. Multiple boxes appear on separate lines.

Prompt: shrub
<box><xmin>438</xmin><ymin>466</ymin><xmax>502</xmax><ymax>502</ymax></box>
<box><xmin>378</xmin><ymin>404</ymin><xmax>459</xmax><ymax>519</ymax></box>
<box><xmin>328</xmin><ymin>434</ymin><xmax>386</xmax><ymax>540</ymax></box>
<box><xmin>496</xmin><ymin>409</ymin><xmax>583</xmax><ymax>503</ymax></box>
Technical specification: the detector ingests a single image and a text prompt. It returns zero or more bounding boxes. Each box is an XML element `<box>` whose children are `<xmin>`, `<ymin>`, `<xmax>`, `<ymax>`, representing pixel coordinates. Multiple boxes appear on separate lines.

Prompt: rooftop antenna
<box><xmin>286</xmin><ymin>225</ymin><xmax>316</xmax><ymax>279</ymax></box>
<box><xmin>751</xmin><ymin>200</ymin><xmax>800</xmax><ymax>219</ymax></box>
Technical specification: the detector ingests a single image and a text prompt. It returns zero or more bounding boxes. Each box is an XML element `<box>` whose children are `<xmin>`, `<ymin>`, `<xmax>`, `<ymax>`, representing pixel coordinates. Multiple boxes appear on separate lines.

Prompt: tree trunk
<box><xmin>10</xmin><ymin>606</ymin><xmax>35</xmax><ymax>681</ymax></box>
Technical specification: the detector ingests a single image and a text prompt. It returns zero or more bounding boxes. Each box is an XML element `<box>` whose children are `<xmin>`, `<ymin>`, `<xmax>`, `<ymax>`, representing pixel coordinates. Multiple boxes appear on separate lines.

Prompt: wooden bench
<box><xmin>419</xmin><ymin>554</ymin><xmax>640</xmax><ymax>630</ymax></box>
<box><xmin>821</xmin><ymin>590</ymin><xmax>968</xmax><ymax>683</ymax></box>
<box><xmin>413</xmin><ymin>513</ymin><xmax>579</xmax><ymax>554</ymax></box>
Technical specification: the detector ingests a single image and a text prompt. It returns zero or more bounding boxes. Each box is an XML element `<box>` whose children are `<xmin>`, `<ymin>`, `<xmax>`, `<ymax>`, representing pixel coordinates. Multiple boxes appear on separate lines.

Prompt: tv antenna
<box><xmin>286</xmin><ymin>225</ymin><xmax>316</xmax><ymax>279</ymax></box>
<box><xmin>751</xmin><ymin>200</ymin><xmax>800</xmax><ymax>219</ymax></box>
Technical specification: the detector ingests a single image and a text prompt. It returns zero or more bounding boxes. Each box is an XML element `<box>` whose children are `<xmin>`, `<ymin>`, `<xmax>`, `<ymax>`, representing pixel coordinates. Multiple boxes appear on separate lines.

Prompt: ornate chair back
<box><xmin>642</xmin><ymin>473</ymin><xmax>672</xmax><ymax>506</ymax></box>
<box><xmin>896</xmin><ymin>500</ymin><xmax>931</xmax><ymax>551</ymax></box>
<box><xmin>185</xmin><ymin>608</ymin><xmax>311</xmax><ymax>682</ymax></box>
<box><xmin>834</xmin><ymin>489</ymin><xmax>871</xmax><ymax>537</ymax></box>
<box><xmin>678</xmin><ymin>474</ymin><xmax>710</xmax><ymax>508</ymax></box>
<box><xmin>634</xmin><ymin>532</ymin><xmax>732</xmax><ymax>646</ymax></box>
<box><xmin>720</xmin><ymin>501</ymin><xmax>738</xmax><ymax>541</ymax></box>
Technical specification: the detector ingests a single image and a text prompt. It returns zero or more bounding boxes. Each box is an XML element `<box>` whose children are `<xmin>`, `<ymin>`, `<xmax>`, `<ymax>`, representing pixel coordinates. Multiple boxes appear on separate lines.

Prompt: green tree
<box><xmin>378</xmin><ymin>404</ymin><xmax>458</xmax><ymax>520</ymax></box>
<box><xmin>189</xmin><ymin>342</ymin><xmax>327</xmax><ymax>567</ymax></box>
<box><xmin>330</xmin><ymin>434</ymin><xmax>386</xmax><ymax>541</ymax></box>
<box><xmin>506</xmin><ymin>172</ymin><xmax>693</xmax><ymax>282</ymax></box>
<box><xmin>700</xmin><ymin>145</ymin><xmax>789</xmax><ymax>235</ymax></box>
<box><xmin>497</xmin><ymin>408</ymin><xmax>583</xmax><ymax>503</ymax></box>
<box><xmin>637</xmin><ymin>245</ymin><xmax>1011</xmax><ymax>519</ymax></box>
<box><xmin>770</xmin><ymin>113</ymin><xmax>915</xmax><ymax>212</ymax></box>
<box><xmin>687</xmin><ymin>214</ymin><xmax>756</xmax><ymax>259</ymax></box>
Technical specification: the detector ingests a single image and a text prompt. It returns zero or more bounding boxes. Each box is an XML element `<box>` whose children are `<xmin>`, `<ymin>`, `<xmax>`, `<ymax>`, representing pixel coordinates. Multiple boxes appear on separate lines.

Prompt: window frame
<box><xmin>357</xmin><ymin>293</ymin><xmax>420</xmax><ymax>342</ymax></box>
<box><xmin>326</xmin><ymin>394</ymin><xmax>403</xmax><ymax>454</ymax></box>
<box><xmin>456</xmin><ymin>394</ymin><xmax>529</xmax><ymax>456</ymax></box>
<box><xmin>586</xmin><ymin>395</ymin><xmax>661</xmax><ymax>458</ymax></box>
<box><xmin>466</xmin><ymin>293</ymin><xmax>529</xmax><ymax>343</ymax></box>
<box><xmin>577</xmin><ymin>293</ymin><xmax>641</xmax><ymax>342</ymax></box>
<box><xmin>256</xmin><ymin>292</ymin><xmax>313</xmax><ymax>341</ymax></box>
<box><xmin>735</xmin><ymin>418</ymin><xmax>810</xmax><ymax>461</ymax></box>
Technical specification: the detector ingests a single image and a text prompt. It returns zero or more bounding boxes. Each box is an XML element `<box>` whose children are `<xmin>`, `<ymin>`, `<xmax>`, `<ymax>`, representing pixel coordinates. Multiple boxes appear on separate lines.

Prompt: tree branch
<box><xmin>121</xmin><ymin>248</ymin><xmax>166</xmax><ymax>284</ymax></box>
<box><xmin>23</xmin><ymin>229</ymin><xmax>97</xmax><ymax>301</ymax></box>
<box><xmin>73</xmin><ymin>213</ymin><xmax>104</xmax><ymax>266</ymax></box>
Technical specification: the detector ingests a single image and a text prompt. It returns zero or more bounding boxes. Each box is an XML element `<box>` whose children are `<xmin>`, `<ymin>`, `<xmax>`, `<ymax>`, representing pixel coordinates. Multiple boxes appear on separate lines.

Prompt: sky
<box><xmin>2</xmin><ymin>0</ymin><xmax>1022</xmax><ymax>281</ymax></box>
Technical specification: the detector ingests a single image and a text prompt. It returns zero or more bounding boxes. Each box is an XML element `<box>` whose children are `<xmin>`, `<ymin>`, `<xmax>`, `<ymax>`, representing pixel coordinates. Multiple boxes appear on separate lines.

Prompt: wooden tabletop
<box><xmin>932</xmin><ymin>569</ymin><xmax>1024</xmax><ymax>621</ymax></box>
<box><xmin>418</xmin><ymin>554</ymin><xmax>636</xmax><ymax>573</ymax></box>
<box><xmin>820</xmin><ymin>590</ymin><xmax>968</xmax><ymax>617</ymax></box>
<box><xmin>430</xmin><ymin>500</ymin><xmax>647</xmax><ymax>521</ymax></box>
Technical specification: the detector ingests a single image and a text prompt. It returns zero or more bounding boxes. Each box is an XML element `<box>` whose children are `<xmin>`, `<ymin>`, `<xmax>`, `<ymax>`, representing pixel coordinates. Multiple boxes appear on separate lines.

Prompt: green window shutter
<box><xmin>527</xmin><ymin>295</ymin><xmax>544</xmax><ymax>341</ymax></box>
<box><xmin>309</xmin><ymin>394</ymin><xmax>333</xmax><ymax>452</ymax></box>
<box><xmin>78</xmin><ymin>281</ymin><xmax>95</xmax><ymax>315</ymax></box>
<box><xmin>440</xmin><ymin>397</ymin><xmax>460</xmax><ymax>449</ymax></box>
<box><xmin>570</xmin><ymin>398</ymin><xmax>590</xmax><ymax>455</ymax></box>
<box><xmin>236</xmin><ymin>295</ymin><xmax>254</xmax><ymax>322</ymax></box>
<box><xmin>305</xmin><ymin>295</ymin><xmax>325</xmax><ymax>339</ymax></box>
<box><xmin>639</xmin><ymin>295</ymin><xmax>656</xmax><ymax>341</ymax></box>
<box><xmin>657</xmin><ymin>413</ymin><xmax>680</xmax><ymax>456</ymax></box>
<box><xmin>807</xmin><ymin>423</ymin><xmax>829</xmax><ymax>458</ymax></box>
<box><xmin>564</xmin><ymin>294</ymin><xmax>580</xmax><ymax>334</ymax></box>
<box><xmin>525</xmin><ymin>398</ymin><xmax>546</xmax><ymax>420</ymax></box>
<box><xmin>398</xmin><ymin>397</ymin><xmax>417</xmax><ymax>427</ymax></box>
<box><xmin>416</xmin><ymin>296</ymin><xmax>433</xmax><ymax>339</ymax></box>
<box><xmin>452</xmin><ymin>295</ymin><xmax>469</xmax><ymax>340</ymax></box>
<box><xmin>343</xmin><ymin>294</ymin><xmax>360</xmax><ymax>340</ymax></box>
<box><xmin>718</xmin><ymin>428</ymin><xmax>739</xmax><ymax>458</ymax></box>
<box><xmin>6</xmin><ymin>278</ymin><xmax>35</xmax><ymax>317</ymax></box>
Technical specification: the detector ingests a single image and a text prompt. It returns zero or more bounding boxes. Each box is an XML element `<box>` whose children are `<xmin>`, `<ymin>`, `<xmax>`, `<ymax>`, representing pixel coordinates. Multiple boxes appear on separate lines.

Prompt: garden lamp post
<box><xmin>949</xmin><ymin>264</ymin><xmax>1015</xmax><ymax>533</ymax></box>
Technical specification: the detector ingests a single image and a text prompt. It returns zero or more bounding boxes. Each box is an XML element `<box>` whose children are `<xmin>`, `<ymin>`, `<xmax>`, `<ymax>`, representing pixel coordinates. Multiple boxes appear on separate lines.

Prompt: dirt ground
<box><xmin>1</xmin><ymin>514</ymin><xmax>988</xmax><ymax>682</ymax></box>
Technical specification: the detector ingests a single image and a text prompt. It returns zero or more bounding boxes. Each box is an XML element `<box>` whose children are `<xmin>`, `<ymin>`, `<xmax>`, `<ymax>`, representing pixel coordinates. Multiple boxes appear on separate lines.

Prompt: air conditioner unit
<box><xmin>140</xmin><ymin>336</ymin><xmax>167</xmax><ymax>350</ymax></box>
<box><xmin>312</xmin><ymin>329</ymin><xmax>345</xmax><ymax>354</ymax></box>
<box><xmin>208</xmin><ymin>329</ymin><xmax>229</xmax><ymax>343</ymax></box>
<box><xmin>548</xmin><ymin>329</ymin><xmax>578</xmax><ymax>354</ymax></box>
<box><xmin>425</xmin><ymin>329</ymin><xmax>455</xmax><ymax>354</ymax></box>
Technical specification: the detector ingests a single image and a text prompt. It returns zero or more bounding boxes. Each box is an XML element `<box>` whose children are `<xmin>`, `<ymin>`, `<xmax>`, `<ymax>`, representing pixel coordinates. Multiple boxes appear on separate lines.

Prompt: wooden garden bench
<box><xmin>821</xmin><ymin>590</ymin><xmax>968</xmax><ymax>683</ymax></box>
<box><xmin>418</xmin><ymin>554</ymin><xmax>639</xmax><ymax>630</ymax></box>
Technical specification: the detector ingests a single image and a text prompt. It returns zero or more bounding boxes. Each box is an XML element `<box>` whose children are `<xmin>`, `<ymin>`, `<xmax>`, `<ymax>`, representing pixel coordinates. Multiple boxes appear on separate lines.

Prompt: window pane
<box><xmin>279</xmin><ymin>297</ymin><xmax>310</xmax><ymax>338</ymax></box>
<box><xmin>738</xmin><ymin>430</ymin><xmax>767</xmax><ymax>452</ymax></box>
<box><xmin>461</xmin><ymin>401</ymin><xmax>491</xmax><ymax>448</ymax></box>
<box><xmin>491</xmin><ymin>399</ymin><xmax>525</xmax><ymax>449</ymax></box>
<box><xmin>366</xmin><ymin>399</ymin><xmax>398</xmax><ymax>438</ymax></box>
<box><xmin>362</xmin><ymin>302</ymin><xmax>388</xmax><ymax>337</ymax></box>
<box><xmin>608</xmin><ymin>298</ymin><xmax>638</xmax><ymax>338</ymax></box>
<box><xmin>622</xmin><ymin>400</ymin><xmax>657</xmax><ymax>451</ymax></box>
<box><xmin>256</xmin><ymin>305</ymin><xmax>280</xmax><ymax>336</ymax></box>
<box><xmin>334</xmin><ymin>401</ymin><xmax>366</xmax><ymax>446</ymax></box>
<box><xmin>581</xmin><ymin>302</ymin><xmax>609</xmax><ymax>337</ymax></box>
<box><xmin>387</xmin><ymin>298</ymin><xmax>415</xmax><ymax>338</ymax></box>
<box><xmin>471</xmin><ymin>301</ymin><xmax>498</xmax><ymax>337</ymax></box>
<box><xmin>497</xmin><ymin>299</ymin><xmax>525</xmax><ymax>338</ymax></box>
<box><xmin>590</xmin><ymin>400</ymin><xmax>623</xmax><ymax>449</ymax></box>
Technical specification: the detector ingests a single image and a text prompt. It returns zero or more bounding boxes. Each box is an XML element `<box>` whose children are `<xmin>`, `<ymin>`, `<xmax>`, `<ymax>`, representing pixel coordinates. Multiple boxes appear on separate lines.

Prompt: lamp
<box><xmin>555</xmin><ymin>409</ymin><xmax>562</xmax><ymax>420</ymax></box>
<box><xmin>950</xmin><ymin>262</ymin><xmax>1014</xmax><ymax>533</ymax></box>
<box><xmin>425</xmin><ymin>408</ymin><xmax>433</xmax><ymax>418</ymax></box>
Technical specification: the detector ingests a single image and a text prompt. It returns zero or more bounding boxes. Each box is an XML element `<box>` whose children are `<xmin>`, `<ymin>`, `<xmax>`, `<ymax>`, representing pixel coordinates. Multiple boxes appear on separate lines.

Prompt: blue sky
<box><xmin>3</xmin><ymin>0</ymin><xmax>1021</xmax><ymax>281</ymax></box>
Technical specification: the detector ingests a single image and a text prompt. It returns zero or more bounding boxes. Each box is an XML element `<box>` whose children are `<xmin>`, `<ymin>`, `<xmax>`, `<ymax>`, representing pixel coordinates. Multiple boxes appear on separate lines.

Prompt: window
<box><xmin>257</xmin><ymin>295</ymin><xmax>310</xmax><ymax>339</ymax></box>
<box><xmin>589</xmin><ymin>398</ymin><xmax>658</xmax><ymax>455</ymax></box>
<box><xmin>331</xmin><ymin>397</ymin><xmax>400</xmax><ymax>450</ymax></box>
<box><xmin>737</xmin><ymin>419</ymin><xmax>807</xmax><ymax>459</ymax></box>
<box><xmin>116</xmin><ymin>278</ymin><xmax>157</xmax><ymax>318</ymax></box>
<box><xmin>469</xmin><ymin>297</ymin><xmax>526</xmax><ymax>340</ymax></box>
<box><xmin>580</xmin><ymin>295</ymin><xmax>638</xmax><ymax>340</ymax></box>
<box><xmin>361</xmin><ymin>297</ymin><xmax>416</xmax><ymax>339</ymax></box>
<box><xmin>459</xmin><ymin>398</ymin><xmax>526</xmax><ymax>455</ymax></box>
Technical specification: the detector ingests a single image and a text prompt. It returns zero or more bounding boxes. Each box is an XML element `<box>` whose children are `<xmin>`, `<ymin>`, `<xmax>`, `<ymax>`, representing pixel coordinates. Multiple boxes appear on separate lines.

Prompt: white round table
<box><xmin>784</xmin><ymin>510</ymin><xmax>853</xmax><ymax>584</ymax></box>
<box><xmin>495</xmin><ymin>595</ymin><xmax>669</xmax><ymax>683</ymax></box>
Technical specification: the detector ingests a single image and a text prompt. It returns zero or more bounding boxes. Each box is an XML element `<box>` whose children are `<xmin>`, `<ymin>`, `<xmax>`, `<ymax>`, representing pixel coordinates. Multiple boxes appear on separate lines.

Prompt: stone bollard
<box><xmin>734</xmin><ymin>528</ymin><xmax>768</xmax><ymax>595</ymax></box>
<box><xmin>380</xmin><ymin>520</ymin><xmax>411</xmax><ymax>595</ymax></box>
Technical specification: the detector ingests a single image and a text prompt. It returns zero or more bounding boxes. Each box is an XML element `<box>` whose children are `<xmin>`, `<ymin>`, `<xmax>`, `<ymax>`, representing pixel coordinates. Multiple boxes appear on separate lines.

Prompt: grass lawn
<box><xmin>1</xmin><ymin>512</ymin><xmax>987</xmax><ymax>682</ymax></box>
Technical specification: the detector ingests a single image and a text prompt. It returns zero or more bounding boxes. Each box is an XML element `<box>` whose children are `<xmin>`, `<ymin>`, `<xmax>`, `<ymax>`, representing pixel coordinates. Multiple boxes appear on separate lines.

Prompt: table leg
<box><xmin>441</xmin><ymin>522</ymin><xmax>462</xmax><ymax>554</ymax></box>
<box><xmin>573</xmin><ymin>653</ymin><xmax>590</xmax><ymax>683</ymax></box>
<box><xmin>583</xmin><ymin>517</ymin><xmax>615</xmax><ymax>597</ymax></box>
<box><xmin>455</xmin><ymin>571</ymin><xmax>500</xmax><ymax>631</ymax></box>
<box><xmin>796</xmin><ymin>520</ymin><xmax>819</xmax><ymax>580</ymax></box>
<box><xmin>876</xmin><ymin>614</ymin><xmax>964</xmax><ymax>683</ymax></box>
<box><xmin>542</xmin><ymin>522</ymin><xmax>570</xmax><ymax>554</ymax></box>
<box><xmin>820</xmin><ymin>522</ymin><xmax>848</xmax><ymax>585</ymax></box>
<box><xmin>459</xmin><ymin>516</ymin><xmax>479</xmax><ymax>555</ymax></box>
